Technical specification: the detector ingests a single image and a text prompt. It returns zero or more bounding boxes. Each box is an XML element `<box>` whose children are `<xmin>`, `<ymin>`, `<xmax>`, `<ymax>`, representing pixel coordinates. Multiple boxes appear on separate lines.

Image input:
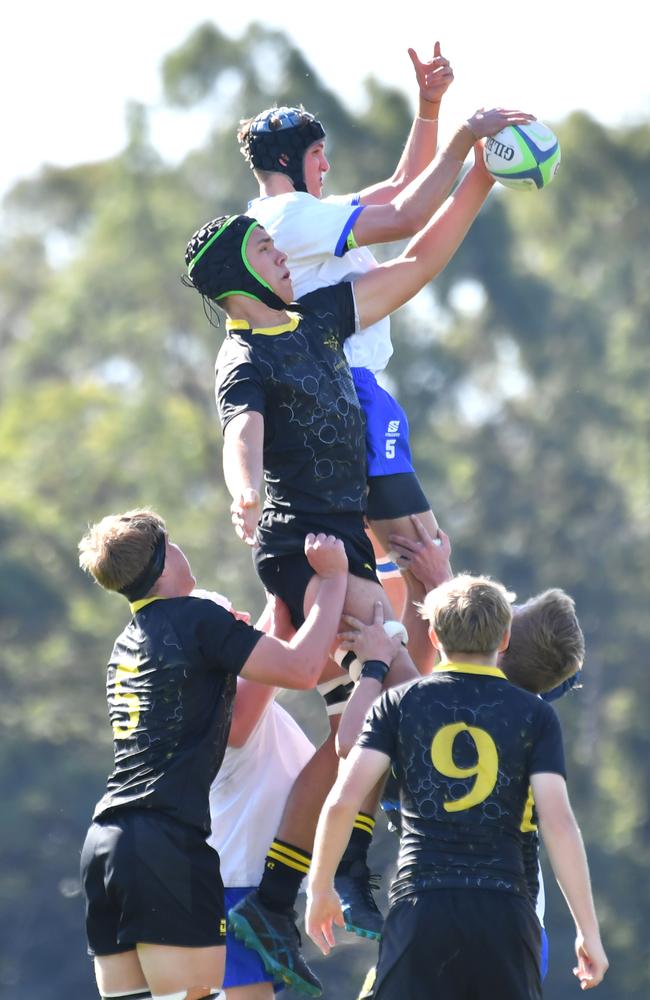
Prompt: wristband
<box><xmin>416</xmin><ymin>116</ymin><xmax>439</xmax><ymax>123</ymax></box>
<box><xmin>360</xmin><ymin>660</ymin><xmax>390</xmax><ymax>683</ymax></box>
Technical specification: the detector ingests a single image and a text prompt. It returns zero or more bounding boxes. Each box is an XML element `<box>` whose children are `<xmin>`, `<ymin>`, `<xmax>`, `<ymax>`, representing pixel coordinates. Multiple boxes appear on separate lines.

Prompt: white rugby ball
<box><xmin>483</xmin><ymin>121</ymin><xmax>561</xmax><ymax>191</ymax></box>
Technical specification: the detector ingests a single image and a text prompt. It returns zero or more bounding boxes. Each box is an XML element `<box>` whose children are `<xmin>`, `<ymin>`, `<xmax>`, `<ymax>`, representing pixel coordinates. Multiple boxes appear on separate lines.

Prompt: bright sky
<box><xmin>2</xmin><ymin>1</ymin><xmax>647</xmax><ymax>199</ymax></box>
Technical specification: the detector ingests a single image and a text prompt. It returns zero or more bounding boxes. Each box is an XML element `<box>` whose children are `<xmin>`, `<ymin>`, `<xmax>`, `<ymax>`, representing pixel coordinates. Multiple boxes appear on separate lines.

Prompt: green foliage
<box><xmin>1</xmin><ymin>22</ymin><xmax>648</xmax><ymax>998</ymax></box>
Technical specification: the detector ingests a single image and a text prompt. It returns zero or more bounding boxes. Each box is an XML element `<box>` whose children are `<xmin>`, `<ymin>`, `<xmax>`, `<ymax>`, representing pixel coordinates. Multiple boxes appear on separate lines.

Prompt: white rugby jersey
<box><xmin>248</xmin><ymin>191</ymin><xmax>393</xmax><ymax>374</ymax></box>
<box><xmin>208</xmin><ymin>696</ymin><xmax>314</xmax><ymax>886</ymax></box>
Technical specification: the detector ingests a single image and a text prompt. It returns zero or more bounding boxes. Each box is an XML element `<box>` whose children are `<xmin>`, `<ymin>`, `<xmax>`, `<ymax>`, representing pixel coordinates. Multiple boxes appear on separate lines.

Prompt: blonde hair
<box><xmin>500</xmin><ymin>589</ymin><xmax>585</xmax><ymax>693</ymax></box>
<box><xmin>78</xmin><ymin>508</ymin><xmax>165</xmax><ymax>593</ymax></box>
<box><xmin>421</xmin><ymin>574</ymin><xmax>513</xmax><ymax>656</ymax></box>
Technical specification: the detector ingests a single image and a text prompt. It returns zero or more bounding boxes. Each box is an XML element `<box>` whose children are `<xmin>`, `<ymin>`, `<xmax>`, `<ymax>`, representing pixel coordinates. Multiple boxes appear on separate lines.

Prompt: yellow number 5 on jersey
<box><xmin>430</xmin><ymin>722</ymin><xmax>498</xmax><ymax>812</ymax></box>
<box><xmin>111</xmin><ymin>663</ymin><xmax>141</xmax><ymax>739</ymax></box>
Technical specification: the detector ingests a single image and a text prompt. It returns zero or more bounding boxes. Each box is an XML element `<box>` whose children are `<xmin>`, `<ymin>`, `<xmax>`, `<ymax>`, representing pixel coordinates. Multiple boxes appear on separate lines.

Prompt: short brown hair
<box><xmin>500</xmin><ymin>589</ymin><xmax>585</xmax><ymax>693</ymax></box>
<box><xmin>78</xmin><ymin>508</ymin><xmax>165</xmax><ymax>593</ymax></box>
<box><xmin>421</xmin><ymin>574</ymin><xmax>513</xmax><ymax>656</ymax></box>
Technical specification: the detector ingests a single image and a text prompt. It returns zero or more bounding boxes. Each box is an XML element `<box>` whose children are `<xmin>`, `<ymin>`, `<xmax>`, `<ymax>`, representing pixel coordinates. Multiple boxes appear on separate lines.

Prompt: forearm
<box><xmin>541</xmin><ymin>812</ymin><xmax>600</xmax><ymax>936</ymax></box>
<box><xmin>288</xmin><ymin>575</ymin><xmax>348</xmax><ymax>680</ymax></box>
<box><xmin>309</xmin><ymin>792</ymin><xmax>360</xmax><ymax>893</ymax></box>
<box><xmin>336</xmin><ymin>677</ymin><xmax>383</xmax><ymax>757</ymax></box>
<box><xmin>401</xmin><ymin>140</ymin><xmax>491</xmax><ymax>258</ymax></box>
<box><xmin>390</xmin><ymin>123</ymin><xmax>475</xmax><ymax>232</ymax></box>
<box><xmin>360</xmin><ymin>98</ymin><xmax>441</xmax><ymax>206</ymax></box>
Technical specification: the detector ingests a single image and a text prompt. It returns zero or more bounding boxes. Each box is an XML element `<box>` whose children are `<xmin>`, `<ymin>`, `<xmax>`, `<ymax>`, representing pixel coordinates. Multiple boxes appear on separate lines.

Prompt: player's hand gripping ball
<box><xmin>483</xmin><ymin>121</ymin><xmax>561</xmax><ymax>191</ymax></box>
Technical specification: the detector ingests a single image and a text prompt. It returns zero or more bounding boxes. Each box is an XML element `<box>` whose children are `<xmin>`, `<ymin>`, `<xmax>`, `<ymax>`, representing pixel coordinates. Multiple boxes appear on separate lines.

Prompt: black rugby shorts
<box><xmin>255</xmin><ymin>511</ymin><xmax>377</xmax><ymax>628</ymax></box>
<box><xmin>366</xmin><ymin>471</ymin><xmax>430</xmax><ymax>522</ymax></box>
<box><xmin>80</xmin><ymin>809</ymin><xmax>226</xmax><ymax>955</ymax></box>
<box><xmin>373</xmin><ymin>889</ymin><xmax>541</xmax><ymax>1000</ymax></box>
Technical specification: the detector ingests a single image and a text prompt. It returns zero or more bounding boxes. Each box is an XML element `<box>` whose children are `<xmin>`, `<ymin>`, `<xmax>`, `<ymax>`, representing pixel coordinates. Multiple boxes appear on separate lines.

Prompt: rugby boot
<box><xmin>335</xmin><ymin>859</ymin><xmax>384</xmax><ymax>940</ymax></box>
<box><xmin>228</xmin><ymin>889</ymin><xmax>323</xmax><ymax>997</ymax></box>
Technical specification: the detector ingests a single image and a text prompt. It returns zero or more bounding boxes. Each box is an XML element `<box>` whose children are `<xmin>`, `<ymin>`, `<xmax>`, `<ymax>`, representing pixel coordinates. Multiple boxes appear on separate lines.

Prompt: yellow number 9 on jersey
<box><xmin>430</xmin><ymin>722</ymin><xmax>498</xmax><ymax>812</ymax></box>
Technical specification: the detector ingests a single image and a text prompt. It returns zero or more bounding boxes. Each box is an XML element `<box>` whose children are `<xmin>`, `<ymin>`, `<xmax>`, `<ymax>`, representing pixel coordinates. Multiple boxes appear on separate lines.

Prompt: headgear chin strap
<box><xmin>185</xmin><ymin>215</ymin><xmax>287</xmax><ymax>311</ymax></box>
<box><xmin>119</xmin><ymin>527</ymin><xmax>167</xmax><ymax>603</ymax></box>
<box><xmin>243</xmin><ymin>106</ymin><xmax>325</xmax><ymax>193</ymax></box>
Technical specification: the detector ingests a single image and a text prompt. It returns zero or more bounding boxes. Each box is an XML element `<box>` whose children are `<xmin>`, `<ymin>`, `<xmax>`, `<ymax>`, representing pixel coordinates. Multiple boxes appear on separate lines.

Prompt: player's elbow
<box><xmin>540</xmin><ymin>804</ymin><xmax>580</xmax><ymax>841</ymax></box>
<box><xmin>335</xmin><ymin>730</ymin><xmax>354</xmax><ymax>759</ymax></box>
<box><xmin>283</xmin><ymin>650</ymin><xmax>324</xmax><ymax>690</ymax></box>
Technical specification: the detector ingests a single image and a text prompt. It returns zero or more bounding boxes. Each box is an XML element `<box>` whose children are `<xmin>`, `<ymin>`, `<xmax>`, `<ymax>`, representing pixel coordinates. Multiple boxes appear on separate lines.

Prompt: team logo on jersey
<box><xmin>386</xmin><ymin>420</ymin><xmax>401</xmax><ymax>435</ymax></box>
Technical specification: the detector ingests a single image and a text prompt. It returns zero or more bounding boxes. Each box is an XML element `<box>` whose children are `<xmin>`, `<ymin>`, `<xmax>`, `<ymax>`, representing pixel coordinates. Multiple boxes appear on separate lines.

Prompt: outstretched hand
<box><xmin>408</xmin><ymin>41</ymin><xmax>454</xmax><ymax>106</ymax></box>
<box><xmin>230</xmin><ymin>488</ymin><xmax>260</xmax><ymax>546</ymax></box>
<box><xmin>466</xmin><ymin>107</ymin><xmax>536</xmax><ymax>141</ymax></box>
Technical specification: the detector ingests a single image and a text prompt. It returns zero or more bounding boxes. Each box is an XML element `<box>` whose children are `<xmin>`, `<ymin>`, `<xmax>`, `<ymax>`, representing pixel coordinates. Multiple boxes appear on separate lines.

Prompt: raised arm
<box><xmin>358</xmin><ymin>42</ymin><xmax>453</xmax><ymax>206</ymax></box>
<box><xmin>240</xmin><ymin>534</ymin><xmax>348</xmax><ymax>690</ymax></box>
<box><xmin>223</xmin><ymin>410</ymin><xmax>264</xmax><ymax>545</ymax></box>
<box><xmin>352</xmin><ymin>147</ymin><xmax>494</xmax><ymax>329</ymax></box>
<box><xmin>351</xmin><ymin>107</ymin><xmax>535</xmax><ymax>247</ymax></box>
<box><xmin>531</xmin><ymin>772</ymin><xmax>609</xmax><ymax>990</ymax></box>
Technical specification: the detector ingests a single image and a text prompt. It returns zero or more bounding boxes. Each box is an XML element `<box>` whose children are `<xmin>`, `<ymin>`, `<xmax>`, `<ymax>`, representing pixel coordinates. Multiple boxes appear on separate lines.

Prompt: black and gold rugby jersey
<box><xmin>93</xmin><ymin>596</ymin><xmax>263</xmax><ymax>835</ymax></box>
<box><xmin>357</xmin><ymin>663</ymin><xmax>566</xmax><ymax>905</ymax></box>
<box><xmin>215</xmin><ymin>283</ymin><xmax>366</xmax><ymax>518</ymax></box>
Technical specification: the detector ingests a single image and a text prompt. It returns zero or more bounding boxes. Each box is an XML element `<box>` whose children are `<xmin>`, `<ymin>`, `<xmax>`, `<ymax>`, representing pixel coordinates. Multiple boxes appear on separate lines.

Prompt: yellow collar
<box><xmin>226</xmin><ymin>312</ymin><xmax>300</xmax><ymax>336</ymax></box>
<box><xmin>432</xmin><ymin>661</ymin><xmax>507</xmax><ymax>680</ymax></box>
<box><xmin>129</xmin><ymin>595</ymin><xmax>166</xmax><ymax>614</ymax></box>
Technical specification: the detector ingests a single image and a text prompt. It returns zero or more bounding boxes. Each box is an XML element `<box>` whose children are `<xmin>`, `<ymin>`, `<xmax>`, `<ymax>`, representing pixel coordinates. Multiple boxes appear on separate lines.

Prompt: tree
<box><xmin>0</xmin><ymin>23</ymin><xmax>647</xmax><ymax>997</ymax></box>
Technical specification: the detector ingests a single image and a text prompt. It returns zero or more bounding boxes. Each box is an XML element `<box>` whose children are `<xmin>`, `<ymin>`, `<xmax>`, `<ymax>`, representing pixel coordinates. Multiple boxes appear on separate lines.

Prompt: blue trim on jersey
<box><xmin>334</xmin><ymin>205</ymin><xmax>364</xmax><ymax>256</ymax></box>
<box><xmin>224</xmin><ymin>888</ymin><xmax>284</xmax><ymax>991</ymax></box>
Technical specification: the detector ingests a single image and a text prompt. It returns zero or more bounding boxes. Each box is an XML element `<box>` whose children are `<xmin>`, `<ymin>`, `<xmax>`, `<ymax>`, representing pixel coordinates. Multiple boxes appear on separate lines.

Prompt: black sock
<box><xmin>336</xmin><ymin>812</ymin><xmax>375</xmax><ymax>875</ymax></box>
<box><xmin>257</xmin><ymin>839</ymin><xmax>311</xmax><ymax>913</ymax></box>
